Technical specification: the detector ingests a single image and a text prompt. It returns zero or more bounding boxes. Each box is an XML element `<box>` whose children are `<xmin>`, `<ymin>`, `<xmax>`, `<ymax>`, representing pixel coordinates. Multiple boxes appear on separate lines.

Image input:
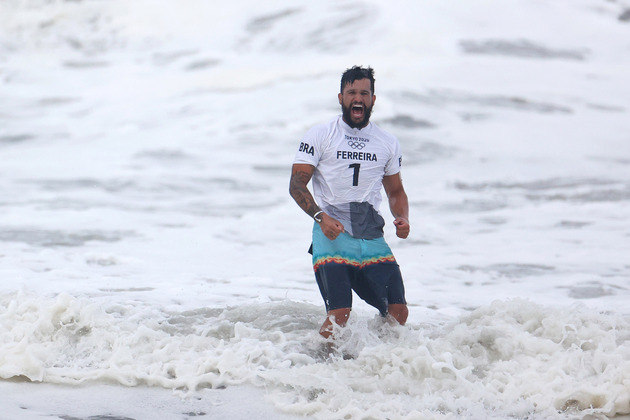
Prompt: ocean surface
<box><xmin>1</xmin><ymin>0</ymin><xmax>629</xmax><ymax>419</ymax></box>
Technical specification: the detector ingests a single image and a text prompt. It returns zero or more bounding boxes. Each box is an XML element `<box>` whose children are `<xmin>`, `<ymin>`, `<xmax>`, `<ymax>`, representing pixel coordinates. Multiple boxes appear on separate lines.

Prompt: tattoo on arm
<box><xmin>290</xmin><ymin>169</ymin><xmax>320</xmax><ymax>217</ymax></box>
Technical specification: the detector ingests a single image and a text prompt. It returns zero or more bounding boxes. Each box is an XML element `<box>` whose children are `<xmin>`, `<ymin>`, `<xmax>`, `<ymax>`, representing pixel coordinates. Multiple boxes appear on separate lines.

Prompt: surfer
<box><xmin>290</xmin><ymin>66</ymin><xmax>410</xmax><ymax>339</ymax></box>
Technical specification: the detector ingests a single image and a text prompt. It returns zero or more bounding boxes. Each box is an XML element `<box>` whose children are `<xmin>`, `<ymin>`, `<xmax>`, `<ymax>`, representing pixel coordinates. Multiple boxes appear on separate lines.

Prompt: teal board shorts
<box><xmin>311</xmin><ymin>223</ymin><xmax>406</xmax><ymax>316</ymax></box>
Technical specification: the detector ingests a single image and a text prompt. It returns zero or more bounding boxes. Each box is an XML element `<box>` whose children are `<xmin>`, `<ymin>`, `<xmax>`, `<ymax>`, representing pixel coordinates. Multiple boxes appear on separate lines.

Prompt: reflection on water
<box><xmin>0</xmin><ymin>134</ymin><xmax>35</xmax><ymax>144</ymax></box>
<box><xmin>0</xmin><ymin>229</ymin><xmax>133</xmax><ymax>247</ymax></box>
<box><xmin>459</xmin><ymin>39</ymin><xmax>588</xmax><ymax>60</ymax></box>
<box><xmin>396</xmin><ymin>89</ymin><xmax>573</xmax><ymax>114</ymax></box>
<box><xmin>458</xmin><ymin>263</ymin><xmax>555</xmax><ymax>278</ymax></box>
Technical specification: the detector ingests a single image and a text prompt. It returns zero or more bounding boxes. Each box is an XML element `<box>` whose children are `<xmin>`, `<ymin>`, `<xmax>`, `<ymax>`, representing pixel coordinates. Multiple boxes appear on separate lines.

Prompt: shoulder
<box><xmin>304</xmin><ymin>116</ymin><xmax>339</xmax><ymax>139</ymax></box>
<box><xmin>370</xmin><ymin>122</ymin><xmax>400</xmax><ymax>150</ymax></box>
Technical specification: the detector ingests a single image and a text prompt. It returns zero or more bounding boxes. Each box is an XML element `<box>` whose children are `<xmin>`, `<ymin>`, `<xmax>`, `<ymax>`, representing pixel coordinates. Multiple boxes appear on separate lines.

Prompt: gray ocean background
<box><xmin>1</xmin><ymin>1</ymin><xmax>629</xmax><ymax>419</ymax></box>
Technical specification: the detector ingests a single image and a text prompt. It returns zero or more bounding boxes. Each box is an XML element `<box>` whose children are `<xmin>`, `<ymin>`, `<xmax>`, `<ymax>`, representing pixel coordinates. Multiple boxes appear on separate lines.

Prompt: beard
<box><xmin>341</xmin><ymin>102</ymin><xmax>373</xmax><ymax>129</ymax></box>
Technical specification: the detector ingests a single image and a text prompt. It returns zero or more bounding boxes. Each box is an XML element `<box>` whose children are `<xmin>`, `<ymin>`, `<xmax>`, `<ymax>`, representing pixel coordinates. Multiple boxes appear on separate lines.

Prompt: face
<box><xmin>338</xmin><ymin>78</ymin><xmax>375</xmax><ymax>129</ymax></box>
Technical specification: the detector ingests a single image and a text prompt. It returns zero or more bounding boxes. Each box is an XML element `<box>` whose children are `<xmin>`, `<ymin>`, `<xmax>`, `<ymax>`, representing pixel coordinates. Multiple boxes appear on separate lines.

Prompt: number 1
<box><xmin>349</xmin><ymin>163</ymin><xmax>360</xmax><ymax>186</ymax></box>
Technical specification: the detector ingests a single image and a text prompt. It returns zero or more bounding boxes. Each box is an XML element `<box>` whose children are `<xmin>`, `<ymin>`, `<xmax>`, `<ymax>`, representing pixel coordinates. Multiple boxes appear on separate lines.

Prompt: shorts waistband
<box><xmin>311</xmin><ymin>223</ymin><xmax>396</xmax><ymax>271</ymax></box>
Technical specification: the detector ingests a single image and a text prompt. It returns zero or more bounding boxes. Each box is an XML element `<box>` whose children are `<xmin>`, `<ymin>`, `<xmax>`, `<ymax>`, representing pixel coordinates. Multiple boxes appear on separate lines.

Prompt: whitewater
<box><xmin>1</xmin><ymin>0</ymin><xmax>629</xmax><ymax>419</ymax></box>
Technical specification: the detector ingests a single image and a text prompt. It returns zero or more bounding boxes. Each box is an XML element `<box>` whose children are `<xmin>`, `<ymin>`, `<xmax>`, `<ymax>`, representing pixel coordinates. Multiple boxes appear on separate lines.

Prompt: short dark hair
<box><xmin>340</xmin><ymin>66</ymin><xmax>375</xmax><ymax>94</ymax></box>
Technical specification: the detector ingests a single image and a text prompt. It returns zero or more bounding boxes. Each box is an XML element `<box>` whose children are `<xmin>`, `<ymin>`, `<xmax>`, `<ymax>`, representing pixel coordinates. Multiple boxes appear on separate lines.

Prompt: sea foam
<box><xmin>1</xmin><ymin>291</ymin><xmax>628</xmax><ymax>419</ymax></box>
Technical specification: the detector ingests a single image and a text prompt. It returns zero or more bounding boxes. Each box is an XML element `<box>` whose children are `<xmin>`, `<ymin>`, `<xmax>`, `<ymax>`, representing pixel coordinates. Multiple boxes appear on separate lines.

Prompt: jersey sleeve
<box><xmin>293</xmin><ymin>124</ymin><xmax>326</xmax><ymax>166</ymax></box>
<box><xmin>384</xmin><ymin>135</ymin><xmax>402</xmax><ymax>176</ymax></box>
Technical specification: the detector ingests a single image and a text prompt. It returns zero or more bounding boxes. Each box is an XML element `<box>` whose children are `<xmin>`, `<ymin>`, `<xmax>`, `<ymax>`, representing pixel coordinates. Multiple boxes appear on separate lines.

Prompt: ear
<box><xmin>338</xmin><ymin>92</ymin><xmax>343</xmax><ymax>105</ymax></box>
<box><xmin>372</xmin><ymin>94</ymin><xmax>376</xmax><ymax>105</ymax></box>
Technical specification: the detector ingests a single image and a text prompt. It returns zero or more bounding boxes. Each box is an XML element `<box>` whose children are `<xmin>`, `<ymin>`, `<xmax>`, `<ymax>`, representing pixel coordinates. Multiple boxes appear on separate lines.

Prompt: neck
<box><xmin>342</xmin><ymin>116</ymin><xmax>369</xmax><ymax>130</ymax></box>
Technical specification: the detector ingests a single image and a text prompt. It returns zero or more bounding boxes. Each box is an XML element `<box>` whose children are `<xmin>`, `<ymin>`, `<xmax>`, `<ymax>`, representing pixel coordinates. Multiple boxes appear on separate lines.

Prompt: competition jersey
<box><xmin>293</xmin><ymin>115</ymin><xmax>402</xmax><ymax>239</ymax></box>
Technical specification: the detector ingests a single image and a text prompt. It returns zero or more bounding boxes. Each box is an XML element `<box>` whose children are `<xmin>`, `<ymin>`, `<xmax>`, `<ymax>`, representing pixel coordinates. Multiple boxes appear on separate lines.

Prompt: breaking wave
<box><xmin>1</xmin><ymin>291</ymin><xmax>628</xmax><ymax>419</ymax></box>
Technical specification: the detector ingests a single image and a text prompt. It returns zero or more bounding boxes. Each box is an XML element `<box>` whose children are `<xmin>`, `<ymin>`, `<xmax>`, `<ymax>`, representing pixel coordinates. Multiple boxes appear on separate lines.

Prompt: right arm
<box><xmin>290</xmin><ymin>164</ymin><xmax>344</xmax><ymax>240</ymax></box>
<box><xmin>289</xmin><ymin>164</ymin><xmax>321</xmax><ymax>218</ymax></box>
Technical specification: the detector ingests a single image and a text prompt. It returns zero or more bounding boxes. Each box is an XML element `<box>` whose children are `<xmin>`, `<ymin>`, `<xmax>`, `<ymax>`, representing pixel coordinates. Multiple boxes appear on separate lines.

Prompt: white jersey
<box><xmin>294</xmin><ymin>115</ymin><xmax>402</xmax><ymax>239</ymax></box>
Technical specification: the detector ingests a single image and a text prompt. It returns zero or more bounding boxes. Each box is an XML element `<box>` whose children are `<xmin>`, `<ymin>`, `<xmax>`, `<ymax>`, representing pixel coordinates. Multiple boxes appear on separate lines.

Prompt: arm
<box><xmin>289</xmin><ymin>164</ymin><xmax>320</xmax><ymax>218</ymax></box>
<box><xmin>382</xmin><ymin>173</ymin><xmax>410</xmax><ymax>239</ymax></box>
<box><xmin>290</xmin><ymin>164</ymin><xmax>344</xmax><ymax>240</ymax></box>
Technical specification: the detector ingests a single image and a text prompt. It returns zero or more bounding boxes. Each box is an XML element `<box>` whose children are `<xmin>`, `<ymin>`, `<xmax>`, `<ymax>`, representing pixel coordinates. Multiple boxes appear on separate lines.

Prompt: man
<box><xmin>289</xmin><ymin>66</ymin><xmax>410</xmax><ymax>339</ymax></box>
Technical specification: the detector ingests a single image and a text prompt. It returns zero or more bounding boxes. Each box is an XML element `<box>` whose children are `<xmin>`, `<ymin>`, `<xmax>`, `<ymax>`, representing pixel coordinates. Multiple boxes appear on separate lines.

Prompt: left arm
<box><xmin>382</xmin><ymin>173</ymin><xmax>410</xmax><ymax>239</ymax></box>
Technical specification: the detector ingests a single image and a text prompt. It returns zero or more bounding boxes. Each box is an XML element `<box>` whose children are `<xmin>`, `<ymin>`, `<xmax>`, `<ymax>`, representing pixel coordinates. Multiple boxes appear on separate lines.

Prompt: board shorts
<box><xmin>311</xmin><ymin>223</ymin><xmax>406</xmax><ymax>316</ymax></box>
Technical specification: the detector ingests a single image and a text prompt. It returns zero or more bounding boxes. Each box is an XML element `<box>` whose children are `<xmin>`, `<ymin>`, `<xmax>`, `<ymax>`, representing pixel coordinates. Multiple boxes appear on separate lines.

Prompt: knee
<box><xmin>328</xmin><ymin>308</ymin><xmax>351</xmax><ymax>326</ymax></box>
<box><xmin>388</xmin><ymin>304</ymin><xmax>408</xmax><ymax>325</ymax></box>
<box><xmin>320</xmin><ymin>308</ymin><xmax>351</xmax><ymax>338</ymax></box>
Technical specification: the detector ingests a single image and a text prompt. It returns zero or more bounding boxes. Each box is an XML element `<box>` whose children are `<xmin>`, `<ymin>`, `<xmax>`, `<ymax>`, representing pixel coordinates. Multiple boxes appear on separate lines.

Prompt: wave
<box><xmin>1</xmin><ymin>291</ymin><xmax>628</xmax><ymax>419</ymax></box>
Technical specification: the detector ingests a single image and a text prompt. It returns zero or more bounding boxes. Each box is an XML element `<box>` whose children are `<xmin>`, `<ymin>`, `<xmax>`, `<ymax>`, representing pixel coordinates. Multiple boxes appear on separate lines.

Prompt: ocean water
<box><xmin>1</xmin><ymin>0</ymin><xmax>629</xmax><ymax>419</ymax></box>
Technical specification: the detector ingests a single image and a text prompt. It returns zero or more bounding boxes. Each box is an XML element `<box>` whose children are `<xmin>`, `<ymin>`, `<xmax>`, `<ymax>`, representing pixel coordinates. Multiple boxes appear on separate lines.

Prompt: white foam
<box><xmin>1</xmin><ymin>291</ymin><xmax>627</xmax><ymax>418</ymax></box>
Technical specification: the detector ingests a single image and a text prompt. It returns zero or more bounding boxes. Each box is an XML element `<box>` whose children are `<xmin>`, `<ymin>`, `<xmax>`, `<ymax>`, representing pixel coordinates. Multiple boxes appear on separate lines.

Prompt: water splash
<box><xmin>1</xmin><ymin>292</ymin><xmax>627</xmax><ymax>419</ymax></box>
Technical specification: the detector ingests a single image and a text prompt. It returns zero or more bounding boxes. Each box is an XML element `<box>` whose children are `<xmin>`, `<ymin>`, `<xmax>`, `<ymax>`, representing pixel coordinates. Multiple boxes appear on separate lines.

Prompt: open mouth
<box><xmin>351</xmin><ymin>103</ymin><xmax>364</xmax><ymax>119</ymax></box>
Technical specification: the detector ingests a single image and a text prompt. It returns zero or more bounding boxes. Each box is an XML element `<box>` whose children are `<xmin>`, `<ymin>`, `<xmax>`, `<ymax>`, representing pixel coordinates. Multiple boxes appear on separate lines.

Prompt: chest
<box><xmin>321</xmin><ymin>132</ymin><xmax>389</xmax><ymax>168</ymax></box>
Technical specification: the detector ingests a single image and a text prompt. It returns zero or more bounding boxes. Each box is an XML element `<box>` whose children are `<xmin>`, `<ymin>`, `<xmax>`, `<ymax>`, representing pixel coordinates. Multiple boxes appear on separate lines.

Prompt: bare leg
<box><xmin>387</xmin><ymin>303</ymin><xmax>408</xmax><ymax>325</ymax></box>
<box><xmin>319</xmin><ymin>308</ymin><xmax>351</xmax><ymax>339</ymax></box>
